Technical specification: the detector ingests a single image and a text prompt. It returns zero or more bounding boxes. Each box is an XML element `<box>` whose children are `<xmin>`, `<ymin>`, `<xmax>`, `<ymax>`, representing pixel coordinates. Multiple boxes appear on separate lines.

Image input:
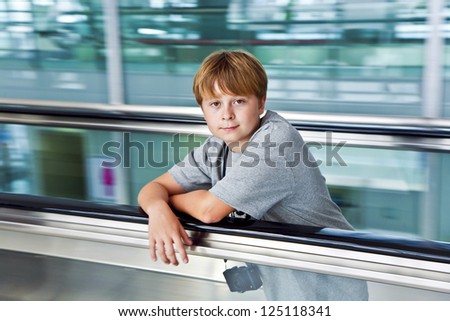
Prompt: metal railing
<box><xmin>1</xmin><ymin>99</ymin><xmax>450</xmax><ymax>151</ymax></box>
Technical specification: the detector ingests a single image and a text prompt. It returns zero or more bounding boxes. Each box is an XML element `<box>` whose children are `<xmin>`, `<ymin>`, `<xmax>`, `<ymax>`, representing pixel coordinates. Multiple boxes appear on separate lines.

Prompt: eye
<box><xmin>209</xmin><ymin>101</ymin><xmax>220</xmax><ymax>108</ymax></box>
<box><xmin>234</xmin><ymin>98</ymin><xmax>246</xmax><ymax>105</ymax></box>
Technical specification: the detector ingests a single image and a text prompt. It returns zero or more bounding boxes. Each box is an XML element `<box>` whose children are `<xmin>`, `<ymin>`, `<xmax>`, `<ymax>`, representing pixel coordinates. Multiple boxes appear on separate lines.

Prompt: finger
<box><xmin>177</xmin><ymin>227</ymin><xmax>192</xmax><ymax>264</ymax></box>
<box><xmin>173</xmin><ymin>236</ymin><xmax>188</xmax><ymax>264</ymax></box>
<box><xmin>180</xmin><ymin>226</ymin><xmax>193</xmax><ymax>246</ymax></box>
<box><xmin>149</xmin><ymin>239</ymin><xmax>157</xmax><ymax>262</ymax></box>
<box><xmin>164</xmin><ymin>242</ymin><xmax>179</xmax><ymax>266</ymax></box>
<box><xmin>156</xmin><ymin>241</ymin><xmax>170</xmax><ymax>265</ymax></box>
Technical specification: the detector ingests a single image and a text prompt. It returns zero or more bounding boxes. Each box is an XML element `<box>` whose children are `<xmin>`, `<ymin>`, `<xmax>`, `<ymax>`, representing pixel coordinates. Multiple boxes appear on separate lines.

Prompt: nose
<box><xmin>222</xmin><ymin>104</ymin><xmax>234</xmax><ymax>120</ymax></box>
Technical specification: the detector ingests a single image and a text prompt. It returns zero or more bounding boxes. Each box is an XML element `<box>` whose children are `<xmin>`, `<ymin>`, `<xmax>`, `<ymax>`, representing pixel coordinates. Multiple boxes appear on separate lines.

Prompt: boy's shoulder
<box><xmin>255</xmin><ymin>110</ymin><xmax>300</xmax><ymax>142</ymax></box>
<box><xmin>260</xmin><ymin>110</ymin><xmax>291</xmax><ymax>127</ymax></box>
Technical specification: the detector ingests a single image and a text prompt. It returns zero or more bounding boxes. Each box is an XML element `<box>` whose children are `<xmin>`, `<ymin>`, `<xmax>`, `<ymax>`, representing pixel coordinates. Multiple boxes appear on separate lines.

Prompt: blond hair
<box><xmin>193</xmin><ymin>50</ymin><xmax>267</xmax><ymax>105</ymax></box>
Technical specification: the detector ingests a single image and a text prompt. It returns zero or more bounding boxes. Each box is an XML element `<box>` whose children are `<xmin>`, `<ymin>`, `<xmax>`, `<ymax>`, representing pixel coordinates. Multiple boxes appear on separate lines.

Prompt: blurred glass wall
<box><xmin>0</xmin><ymin>0</ymin><xmax>107</xmax><ymax>102</ymax></box>
<box><xmin>0</xmin><ymin>0</ymin><xmax>446</xmax><ymax>116</ymax></box>
<box><xmin>120</xmin><ymin>0</ymin><xmax>430</xmax><ymax>116</ymax></box>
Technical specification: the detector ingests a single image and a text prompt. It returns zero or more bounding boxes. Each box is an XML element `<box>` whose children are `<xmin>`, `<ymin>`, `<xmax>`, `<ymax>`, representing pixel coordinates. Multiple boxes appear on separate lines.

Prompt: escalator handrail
<box><xmin>2</xmin><ymin>100</ymin><xmax>450</xmax><ymax>138</ymax></box>
<box><xmin>1</xmin><ymin>192</ymin><xmax>449</xmax><ymax>265</ymax></box>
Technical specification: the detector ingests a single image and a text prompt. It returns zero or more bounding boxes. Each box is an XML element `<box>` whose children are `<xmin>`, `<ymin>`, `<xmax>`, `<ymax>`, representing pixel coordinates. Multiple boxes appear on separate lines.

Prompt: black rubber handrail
<box><xmin>0</xmin><ymin>192</ymin><xmax>449</xmax><ymax>265</ymax></box>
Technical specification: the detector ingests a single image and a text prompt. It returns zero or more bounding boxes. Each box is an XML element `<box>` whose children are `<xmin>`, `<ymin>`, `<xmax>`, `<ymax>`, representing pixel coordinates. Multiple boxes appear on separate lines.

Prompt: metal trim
<box><xmin>1</xmin><ymin>109</ymin><xmax>450</xmax><ymax>152</ymax></box>
<box><xmin>2</xmin><ymin>98</ymin><xmax>450</xmax><ymax>130</ymax></box>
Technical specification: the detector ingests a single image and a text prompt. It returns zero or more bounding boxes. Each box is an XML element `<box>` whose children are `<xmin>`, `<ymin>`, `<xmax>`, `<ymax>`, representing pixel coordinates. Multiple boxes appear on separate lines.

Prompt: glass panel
<box><xmin>1</xmin><ymin>122</ymin><xmax>449</xmax><ymax>242</ymax></box>
<box><xmin>0</xmin><ymin>0</ymin><xmax>107</xmax><ymax>102</ymax></box>
<box><xmin>0</xmin><ymin>123</ymin><xmax>206</xmax><ymax>204</ymax></box>
<box><xmin>0</xmin><ymin>124</ymin><xmax>32</xmax><ymax>194</ymax></box>
<box><xmin>120</xmin><ymin>0</ymin><xmax>427</xmax><ymax>116</ymax></box>
<box><xmin>313</xmin><ymin>143</ymin><xmax>425</xmax><ymax>236</ymax></box>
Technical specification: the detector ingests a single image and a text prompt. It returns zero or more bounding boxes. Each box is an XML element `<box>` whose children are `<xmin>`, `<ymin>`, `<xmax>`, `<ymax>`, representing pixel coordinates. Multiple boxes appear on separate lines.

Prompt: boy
<box><xmin>138</xmin><ymin>50</ymin><xmax>368</xmax><ymax>300</ymax></box>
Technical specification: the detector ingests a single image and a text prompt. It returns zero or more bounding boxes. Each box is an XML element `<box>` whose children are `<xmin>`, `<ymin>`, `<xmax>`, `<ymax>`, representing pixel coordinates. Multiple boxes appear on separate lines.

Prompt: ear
<box><xmin>258</xmin><ymin>96</ymin><xmax>266</xmax><ymax>115</ymax></box>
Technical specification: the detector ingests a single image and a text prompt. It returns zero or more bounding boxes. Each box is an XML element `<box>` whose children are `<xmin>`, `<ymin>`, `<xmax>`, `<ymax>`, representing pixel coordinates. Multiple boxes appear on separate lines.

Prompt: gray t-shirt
<box><xmin>169</xmin><ymin>110</ymin><xmax>368</xmax><ymax>300</ymax></box>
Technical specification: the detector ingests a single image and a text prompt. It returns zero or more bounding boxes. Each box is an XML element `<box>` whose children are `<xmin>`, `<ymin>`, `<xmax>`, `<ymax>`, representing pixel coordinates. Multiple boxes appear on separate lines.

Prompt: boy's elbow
<box><xmin>137</xmin><ymin>183</ymin><xmax>152</xmax><ymax>207</ymax></box>
<box><xmin>198</xmin><ymin>207</ymin><xmax>225</xmax><ymax>224</ymax></box>
<box><xmin>193</xmin><ymin>191</ymin><xmax>233</xmax><ymax>224</ymax></box>
<box><xmin>137</xmin><ymin>189</ymin><xmax>145</xmax><ymax>207</ymax></box>
<box><xmin>136</xmin><ymin>189</ymin><xmax>145</xmax><ymax>205</ymax></box>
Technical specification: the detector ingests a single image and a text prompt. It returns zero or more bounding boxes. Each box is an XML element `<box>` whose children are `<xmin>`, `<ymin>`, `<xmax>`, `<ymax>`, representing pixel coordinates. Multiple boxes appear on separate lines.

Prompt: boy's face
<box><xmin>201</xmin><ymin>84</ymin><xmax>265</xmax><ymax>152</ymax></box>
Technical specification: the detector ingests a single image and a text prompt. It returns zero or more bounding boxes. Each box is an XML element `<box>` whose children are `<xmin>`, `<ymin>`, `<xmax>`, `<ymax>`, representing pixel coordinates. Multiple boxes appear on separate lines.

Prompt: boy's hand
<box><xmin>138</xmin><ymin>173</ymin><xmax>193</xmax><ymax>265</ymax></box>
<box><xmin>147</xmin><ymin>203</ymin><xmax>192</xmax><ymax>265</ymax></box>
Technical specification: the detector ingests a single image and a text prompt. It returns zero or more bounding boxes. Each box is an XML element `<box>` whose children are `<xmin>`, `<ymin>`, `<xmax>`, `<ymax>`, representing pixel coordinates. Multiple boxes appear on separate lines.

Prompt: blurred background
<box><xmin>1</xmin><ymin>0</ymin><xmax>450</xmax><ymax>302</ymax></box>
<box><xmin>0</xmin><ymin>0</ymin><xmax>449</xmax><ymax>243</ymax></box>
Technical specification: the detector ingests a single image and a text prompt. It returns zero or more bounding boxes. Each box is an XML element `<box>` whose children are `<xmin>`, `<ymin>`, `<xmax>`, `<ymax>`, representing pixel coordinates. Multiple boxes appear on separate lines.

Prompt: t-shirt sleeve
<box><xmin>168</xmin><ymin>141</ymin><xmax>213</xmax><ymax>192</ymax></box>
<box><xmin>209</xmin><ymin>131</ymin><xmax>295</xmax><ymax>219</ymax></box>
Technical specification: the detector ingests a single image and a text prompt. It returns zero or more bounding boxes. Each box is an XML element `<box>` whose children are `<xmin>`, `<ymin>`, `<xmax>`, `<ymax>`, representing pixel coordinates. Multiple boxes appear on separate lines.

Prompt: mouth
<box><xmin>221</xmin><ymin>125</ymin><xmax>239</xmax><ymax>131</ymax></box>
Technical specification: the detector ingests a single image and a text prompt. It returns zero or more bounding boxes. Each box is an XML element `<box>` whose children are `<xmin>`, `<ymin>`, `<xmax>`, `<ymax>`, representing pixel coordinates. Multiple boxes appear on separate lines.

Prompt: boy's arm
<box><xmin>169</xmin><ymin>191</ymin><xmax>235</xmax><ymax>223</ymax></box>
<box><xmin>138</xmin><ymin>172</ymin><xmax>193</xmax><ymax>266</ymax></box>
